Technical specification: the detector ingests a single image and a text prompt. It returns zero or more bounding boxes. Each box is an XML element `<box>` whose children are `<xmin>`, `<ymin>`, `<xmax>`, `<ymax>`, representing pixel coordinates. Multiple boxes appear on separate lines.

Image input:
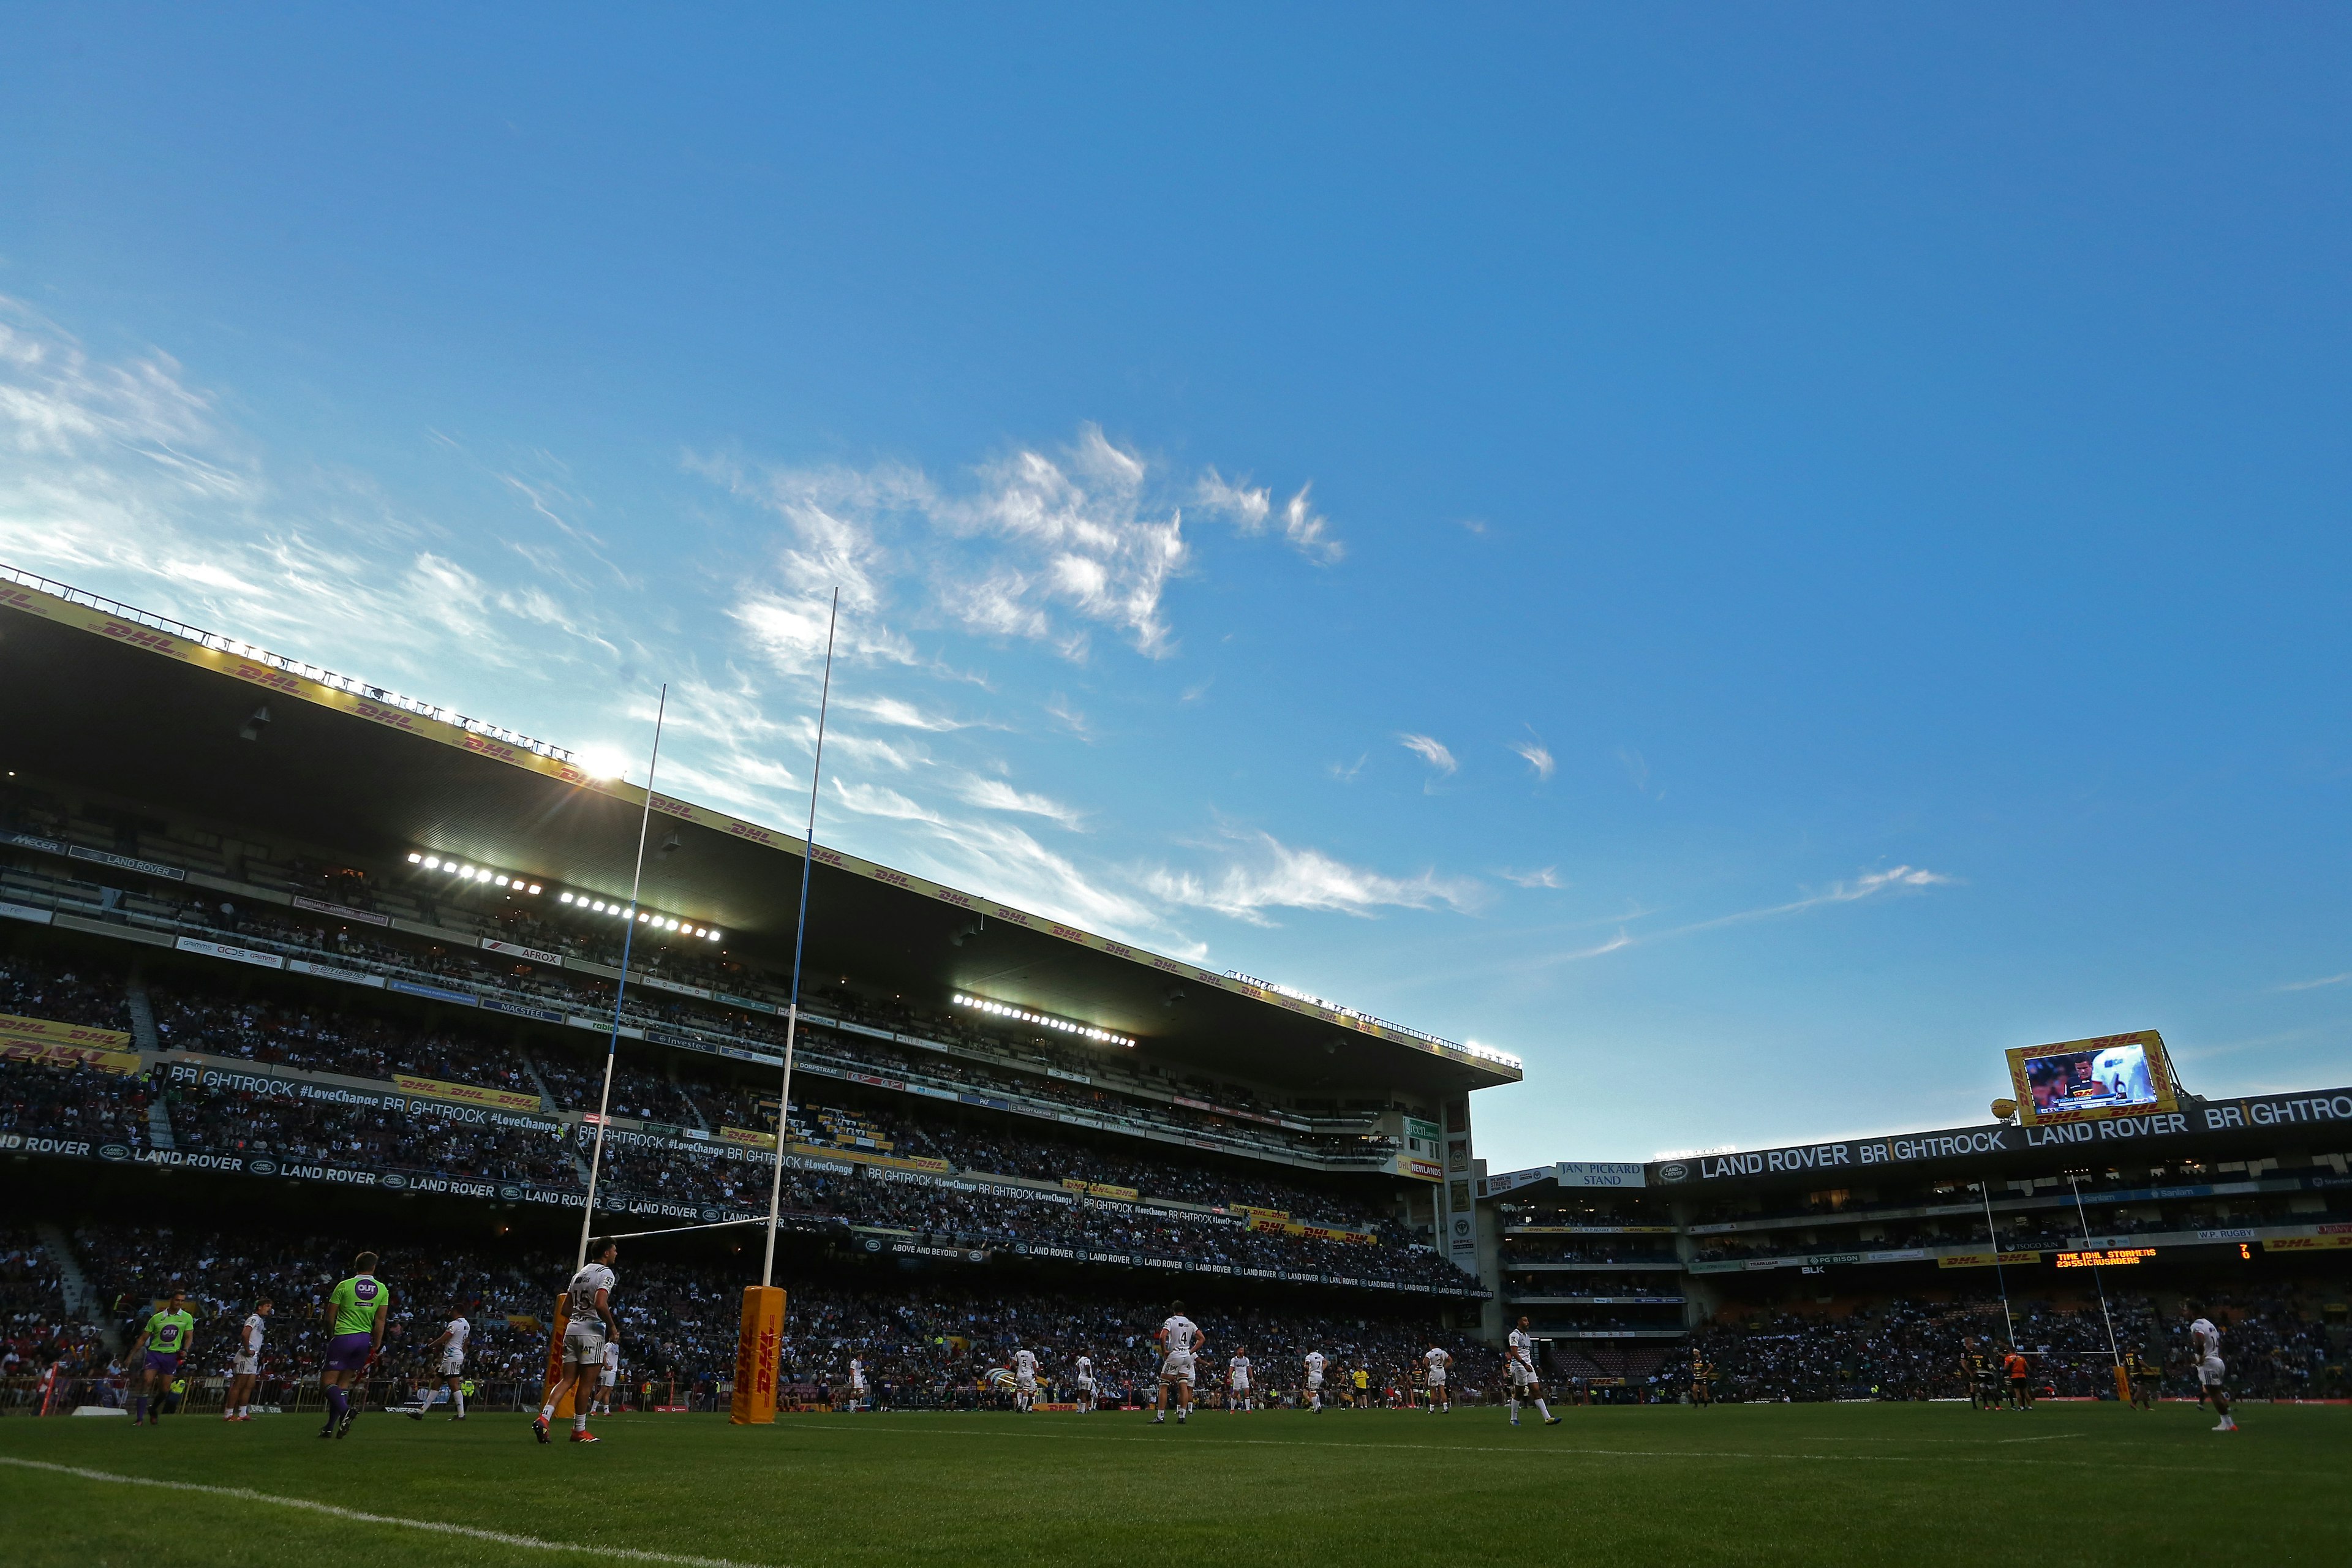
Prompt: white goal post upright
<box><xmin>576</xmin><ymin>684</ymin><xmax>669</xmax><ymax>1272</ymax></box>
<box><xmin>734</xmin><ymin>589</ymin><xmax>837</xmax><ymax>1425</ymax></box>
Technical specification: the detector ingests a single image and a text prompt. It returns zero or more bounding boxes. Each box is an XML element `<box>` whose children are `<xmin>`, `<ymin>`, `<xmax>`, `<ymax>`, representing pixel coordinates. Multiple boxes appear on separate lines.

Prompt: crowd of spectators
<box><xmin>1664</xmin><ymin>1292</ymin><xmax>2349</xmax><ymax>1401</ymax></box>
<box><xmin>0</xmin><ymin>1229</ymin><xmax>109</xmax><ymax>1399</ymax></box>
<box><xmin>29</xmin><ymin>1223</ymin><xmax>1497</xmax><ymax>1412</ymax></box>
<box><xmin>3</xmin><ymin>946</ymin><xmax>1465</xmax><ymax>1290</ymax></box>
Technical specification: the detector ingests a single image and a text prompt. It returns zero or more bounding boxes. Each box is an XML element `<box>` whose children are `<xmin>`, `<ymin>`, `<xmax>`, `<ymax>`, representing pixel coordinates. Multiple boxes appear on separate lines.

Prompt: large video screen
<box><xmin>2006</xmin><ymin>1031</ymin><xmax>2177</xmax><ymax>1126</ymax></box>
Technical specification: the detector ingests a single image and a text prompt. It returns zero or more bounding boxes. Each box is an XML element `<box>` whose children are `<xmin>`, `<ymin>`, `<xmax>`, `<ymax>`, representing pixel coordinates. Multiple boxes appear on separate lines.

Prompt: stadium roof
<box><xmin>0</xmin><ymin>567</ymin><xmax>1521</xmax><ymax>1097</ymax></box>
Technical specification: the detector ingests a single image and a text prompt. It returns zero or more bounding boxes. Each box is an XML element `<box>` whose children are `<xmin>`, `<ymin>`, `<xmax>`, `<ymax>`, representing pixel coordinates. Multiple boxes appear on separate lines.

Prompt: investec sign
<box><xmin>1651</xmin><ymin>1087</ymin><xmax>2352</xmax><ymax>1185</ymax></box>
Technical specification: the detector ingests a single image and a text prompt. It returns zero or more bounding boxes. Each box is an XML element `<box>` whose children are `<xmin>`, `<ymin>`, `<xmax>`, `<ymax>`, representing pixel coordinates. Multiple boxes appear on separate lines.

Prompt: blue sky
<box><xmin>4</xmin><ymin>7</ymin><xmax>2348</xmax><ymax>1170</ymax></box>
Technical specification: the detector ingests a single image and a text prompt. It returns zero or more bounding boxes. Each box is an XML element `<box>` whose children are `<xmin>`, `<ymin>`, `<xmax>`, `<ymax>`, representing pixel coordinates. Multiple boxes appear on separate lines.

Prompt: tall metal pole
<box><xmin>577</xmin><ymin>685</ymin><xmax>669</xmax><ymax>1272</ymax></box>
<box><xmin>763</xmin><ymin>589</ymin><xmax>840</xmax><ymax>1287</ymax></box>
<box><xmin>1977</xmin><ymin>1182</ymin><xmax>2016</xmax><ymax>1348</ymax></box>
<box><xmin>2070</xmin><ymin>1173</ymin><xmax>2123</xmax><ymax>1366</ymax></box>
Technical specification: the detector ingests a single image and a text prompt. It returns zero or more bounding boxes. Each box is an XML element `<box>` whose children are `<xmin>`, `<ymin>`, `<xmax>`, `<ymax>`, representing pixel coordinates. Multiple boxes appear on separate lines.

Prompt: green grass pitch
<box><xmin>2</xmin><ymin>1403</ymin><xmax>2343</xmax><ymax>1567</ymax></box>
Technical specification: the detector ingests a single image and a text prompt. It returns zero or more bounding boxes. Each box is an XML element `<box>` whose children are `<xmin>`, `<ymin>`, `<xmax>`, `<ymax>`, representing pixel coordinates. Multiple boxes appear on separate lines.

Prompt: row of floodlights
<box><xmin>407</xmin><ymin>851</ymin><xmax>720</xmax><ymax>940</ymax></box>
<box><xmin>952</xmin><ymin>992</ymin><xmax>1132</xmax><ymax>1047</ymax></box>
<box><xmin>557</xmin><ymin>890</ymin><xmax>722</xmax><ymax>941</ymax></box>
<box><xmin>409</xmin><ymin>853</ymin><xmax>542</xmax><ymax>894</ymax></box>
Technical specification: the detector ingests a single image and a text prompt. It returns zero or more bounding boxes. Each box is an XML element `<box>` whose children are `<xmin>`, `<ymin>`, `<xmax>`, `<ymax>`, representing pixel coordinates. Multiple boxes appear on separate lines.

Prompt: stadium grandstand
<box><xmin>2</xmin><ymin>571</ymin><xmax>2343</xmax><ymax>1420</ymax></box>
<box><xmin>0</xmin><ymin>571</ymin><xmax>1513</xmax><ymax>1416</ymax></box>
<box><xmin>1482</xmin><ymin>1080</ymin><xmax>2352</xmax><ymax>1403</ymax></box>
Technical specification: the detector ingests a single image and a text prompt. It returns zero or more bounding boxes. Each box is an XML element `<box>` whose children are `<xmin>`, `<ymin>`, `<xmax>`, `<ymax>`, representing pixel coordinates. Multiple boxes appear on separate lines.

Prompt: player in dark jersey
<box><xmin>2124</xmin><ymin>1346</ymin><xmax>2158</xmax><ymax>1411</ymax></box>
<box><xmin>1690</xmin><ymin>1355</ymin><xmax>1714</xmax><ymax>1408</ymax></box>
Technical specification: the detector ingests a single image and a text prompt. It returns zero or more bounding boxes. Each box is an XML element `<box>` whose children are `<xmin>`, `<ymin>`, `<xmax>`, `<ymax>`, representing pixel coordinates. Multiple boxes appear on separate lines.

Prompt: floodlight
<box><xmin>407</xmin><ymin>852</ymin><xmax>423</xmax><ymax>864</ymax></box>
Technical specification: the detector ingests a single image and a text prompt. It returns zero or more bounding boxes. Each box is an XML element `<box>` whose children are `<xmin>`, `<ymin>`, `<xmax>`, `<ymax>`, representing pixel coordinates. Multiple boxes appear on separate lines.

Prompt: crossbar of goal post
<box><xmin>734</xmin><ymin>587</ymin><xmax>839</xmax><ymax>1427</ymax></box>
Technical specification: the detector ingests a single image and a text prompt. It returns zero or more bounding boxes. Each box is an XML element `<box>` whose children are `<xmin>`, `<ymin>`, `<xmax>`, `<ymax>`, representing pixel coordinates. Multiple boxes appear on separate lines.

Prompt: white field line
<box><xmin>0</xmin><ymin>1456</ymin><xmax>775</xmax><ymax>1567</ymax></box>
<box><xmin>784</xmin><ymin>1417</ymin><xmax>2319</xmax><ymax>1477</ymax></box>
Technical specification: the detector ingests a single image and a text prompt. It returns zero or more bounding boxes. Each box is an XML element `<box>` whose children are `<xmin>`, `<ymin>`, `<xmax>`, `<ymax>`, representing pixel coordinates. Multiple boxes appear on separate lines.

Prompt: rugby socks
<box><xmin>326</xmin><ymin>1386</ymin><xmax>349</xmax><ymax>1423</ymax></box>
<box><xmin>540</xmin><ymin>1401</ymin><xmax>557</xmax><ymax>1422</ymax></box>
<box><xmin>135</xmin><ymin>1396</ymin><xmax>148</xmax><ymax>1422</ymax></box>
<box><xmin>573</xmin><ymin>1411</ymin><xmax>589</xmax><ymax>1433</ymax></box>
<box><xmin>1536</xmin><ymin>1399</ymin><xmax>1553</xmax><ymax>1420</ymax></box>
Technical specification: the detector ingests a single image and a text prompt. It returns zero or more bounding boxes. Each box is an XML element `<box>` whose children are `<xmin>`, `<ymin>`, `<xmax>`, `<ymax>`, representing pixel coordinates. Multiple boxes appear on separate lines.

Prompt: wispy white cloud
<box><xmin>1144</xmin><ymin>831</ymin><xmax>1484</xmax><ymax>926</ymax></box>
<box><xmin>1500</xmin><ymin>865</ymin><xmax>1564</xmax><ymax>889</ymax></box>
<box><xmin>0</xmin><ymin>297</ymin><xmax>612</xmax><ymax>699</ymax></box>
<box><xmin>1398</xmin><ymin>733</ymin><xmax>1458</xmax><ymax>777</ymax></box>
<box><xmin>954</xmin><ymin>775</ymin><xmax>1085</xmax><ymax>828</ymax></box>
<box><xmin>1278</xmin><ymin>484</ymin><xmax>1342</xmax><ymax>564</ymax></box>
<box><xmin>1194</xmin><ymin>468</ymin><xmax>1270</xmax><ymax>533</ymax></box>
<box><xmin>1509</xmin><ymin>735</ymin><xmax>1556</xmax><ymax>782</ymax></box>
<box><xmin>830</xmin><ymin>778</ymin><xmax>943</xmax><ymax>824</ymax></box>
<box><xmin>1616</xmin><ymin>745</ymin><xmax>1652</xmax><ymax>794</ymax></box>
<box><xmin>1548</xmin><ymin>865</ymin><xmax>1958</xmax><ymax>965</ymax></box>
<box><xmin>1328</xmin><ymin>753</ymin><xmax>1368</xmax><ymax>783</ymax></box>
<box><xmin>2277</xmin><ymin>972</ymin><xmax>2352</xmax><ymax>992</ymax></box>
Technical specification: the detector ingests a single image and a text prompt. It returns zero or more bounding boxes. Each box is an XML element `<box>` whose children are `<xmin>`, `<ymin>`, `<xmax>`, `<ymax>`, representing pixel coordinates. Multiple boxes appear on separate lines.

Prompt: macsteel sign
<box><xmin>1649</xmin><ymin>1086</ymin><xmax>2352</xmax><ymax>1185</ymax></box>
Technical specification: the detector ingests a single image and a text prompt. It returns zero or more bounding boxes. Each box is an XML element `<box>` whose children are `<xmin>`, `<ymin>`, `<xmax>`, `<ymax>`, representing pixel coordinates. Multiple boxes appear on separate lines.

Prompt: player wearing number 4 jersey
<box><xmin>1506</xmin><ymin>1317</ymin><xmax>1559</xmax><ymax>1427</ymax></box>
<box><xmin>534</xmin><ymin>1238</ymin><xmax>620</xmax><ymax>1446</ymax></box>
<box><xmin>1152</xmin><ymin>1302</ymin><xmax>1204</xmax><ymax>1426</ymax></box>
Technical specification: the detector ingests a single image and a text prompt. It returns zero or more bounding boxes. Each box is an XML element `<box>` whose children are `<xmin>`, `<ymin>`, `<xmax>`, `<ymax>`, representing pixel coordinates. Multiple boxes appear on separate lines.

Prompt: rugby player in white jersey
<box><xmin>1303</xmin><ymin>1348</ymin><xmax>1327</xmax><ymax>1413</ymax></box>
<box><xmin>1423</xmin><ymin>1346</ymin><xmax>1453</xmax><ymax>1413</ymax></box>
<box><xmin>1506</xmin><ymin>1316</ymin><xmax>1559</xmax><ymax>1427</ymax></box>
<box><xmin>1227</xmin><ymin>1348</ymin><xmax>1254</xmax><ymax>1412</ymax></box>
<box><xmin>224</xmin><ymin>1297</ymin><xmax>271</xmax><ymax>1422</ymax></box>
<box><xmin>533</xmin><ymin>1237</ymin><xmax>619</xmax><ymax>1445</ymax></box>
<box><xmin>1152</xmin><ymin>1301</ymin><xmax>1204</xmax><ymax>1425</ymax></box>
<box><xmin>406</xmin><ymin>1305</ymin><xmax>471</xmax><ymax>1422</ymax></box>
<box><xmin>1012</xmin><ymin>1346</ymin><xmax>1041</xmax><ymax>1412</ymax></box>
<box><xmin>1074</xmin><ymin>1354</ymin><xmax>1098</xmax><ymax>1410</ymax></box>
<box><xmin>848</xmin><ymin>1356</ymin><xmax>869</xmax><ymax>1411</ymax></box>
<box><xmin>2188</xmin><ymin>1308</ymin><xmax>2236</xmax><ymax>1431</ymax></box>
<box><xmin>592</xmin><ymin>1340</ymin><xmax>620</xmax><ymax>1415</ymax></box>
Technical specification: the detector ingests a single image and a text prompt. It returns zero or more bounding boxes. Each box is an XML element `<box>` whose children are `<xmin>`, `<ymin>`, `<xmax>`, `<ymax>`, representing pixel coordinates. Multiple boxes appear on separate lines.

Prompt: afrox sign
<box><xmin>1648</xmin><ymin>1087</ymin><xmax>2352</xmax><ymax>1185</ymax></box>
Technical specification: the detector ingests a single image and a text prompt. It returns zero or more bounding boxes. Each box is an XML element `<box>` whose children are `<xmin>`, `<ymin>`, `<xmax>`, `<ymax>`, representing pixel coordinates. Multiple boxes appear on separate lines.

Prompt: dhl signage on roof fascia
<box><xmin>0</xmin><ymin>578</ymin><xmax>1517</xmax><ymax>1082</ymax></box>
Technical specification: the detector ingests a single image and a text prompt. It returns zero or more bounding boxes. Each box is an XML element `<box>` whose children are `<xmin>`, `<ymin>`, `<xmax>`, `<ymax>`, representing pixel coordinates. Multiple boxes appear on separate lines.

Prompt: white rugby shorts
<box><xmin>564</xmin><ymin>1322</ymin><xmax>608</xmax><ymax>1366</ymax></box>
<box><xmin>1509</xmin><ymin>1363</ymin><xmax>1539</xmax><ymax>1387</ymax></box>
<box><xmin>1306</xmin><ymin>1373</ymin><xmax>1324</xmax><ymax>1389</ymax></box>
<box><xmin>599</xmin><ymin>1368</ymin><xmax>618</xmax><ymax>1387</ymax></box>
<box><xmin>1161</xmin><ymin>1352</ymin><xmax>1196</xmax><ymax>1382</ymax></box>
<box><xmin>1231</xmin><ymin>1379</ymin><xmax>1250</xmax><ymax>1393</ymax></box>
<box><xmin>1427</xmin><ymin>1371</ymin><xmax>1447</xmax><ymax>1387</ymax></box>
<box><xmin>1076</xmin><ymin>1376</ymin><xmax>1095</xmax><ymax>1392</ymax></box>
<box><xmin>2197</xmin><ymin>1355</ymin><xmax>2226</xmax><ymax>1387</ymax></box>
<box><xmin>439</xmin><ymin>1351</ymin><xmax>465</xmax><ymax>1377</ymax></box>
<box><xmin>1016</xmin><ymin>1374</ymin><xmax>1038</xmax><ymax>1393</ymax></box>
<box><xmin>230</xmin><ymin>1354</ymin><xmax>259</xmax><ymax>1378</ymax></box>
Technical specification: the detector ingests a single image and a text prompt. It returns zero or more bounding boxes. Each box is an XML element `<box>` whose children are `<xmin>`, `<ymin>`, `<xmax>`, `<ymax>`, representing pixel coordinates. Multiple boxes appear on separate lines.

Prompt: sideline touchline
<box><xmin>0</xmin><ymin>1456</ymin><xmax>776</xmax><ymax>1568</ymax></box>
<box><xmin>774</xmin><ymin>1417</ymin><xmax>2316</xmax><ymax>1479</ymax></box>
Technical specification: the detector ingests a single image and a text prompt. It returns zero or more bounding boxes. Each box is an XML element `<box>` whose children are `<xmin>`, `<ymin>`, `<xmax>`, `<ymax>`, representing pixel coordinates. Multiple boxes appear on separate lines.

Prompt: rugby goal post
<box><xmin>731</xmin><ymin>1286</ymin><xmax>786</xmax><ymax>1423</ymax></box>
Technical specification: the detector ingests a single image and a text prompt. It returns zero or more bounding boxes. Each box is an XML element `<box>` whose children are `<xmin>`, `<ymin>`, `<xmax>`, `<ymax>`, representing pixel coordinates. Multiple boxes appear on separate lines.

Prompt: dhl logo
<box><xmin>0</xmin><ymin>587</ymin><xmax>48</xmax><ymax>610</ymax></box>
<box><xmin>725</xmin><ymin>822</ymin><xmax>782</xmax><ymax>846</ymax></box>
<box><xmin>353</xmin><ymin>700</ymin><xmax>419</xmax><ymax>731</ymax></box>
<box><xmin>233</xmin><ymin>663</ymin><xmax>301</xmax><ymax>694</ymax></box>
<box><xmin>462</xmin><ymin>734</ymin><xmax>520</xmax><ymax>763</ymax></box>
<box><xmin>100</xmin><ymin>621</ymin><xmax>176</xmax><ymax>652</ymax></box>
